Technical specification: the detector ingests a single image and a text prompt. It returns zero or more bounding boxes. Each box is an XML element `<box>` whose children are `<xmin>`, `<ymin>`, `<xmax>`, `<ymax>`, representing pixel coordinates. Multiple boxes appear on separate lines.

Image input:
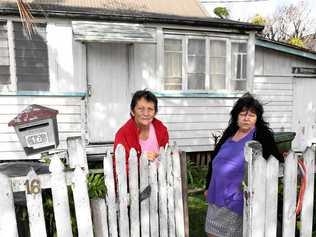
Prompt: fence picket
<box><xmin>25</xmin><ymin>168</ymin><xmax>47</xmax><ymax>237</ymax></box>
<box><xmin>72</xmin><ymin>166</ymin><xmax>94</xmax><ymax>237</ymax></box>
<box><xmin>282</xmin><ymin>151</ymin><xmax>297</xmax><ymax>237</ymax></box>
<box><xmin>264</xmin><ymin>156</ymin><xmax>279</xmax><ymax>237</ymax></box>
<box><xmin>67</xmin><ymin>136</ymin><xmax>88</xmax><ymax>172</ymax></box>
<box><xmin>49</xmin><ymin>154</ymin><xmax>73</xmax><ymax>237</ymax></box>
<box><xmin>129</xmin><ymin>148</ymin><xmax>140</xmax><ymax>237</ymax></box>
<box><xmin>116</xmin><ymin>144</ymin><xmax>130</xmax><ymax>237</ymax></box>
<box><xmin>140</xmin><ymin>152</ymin><xmax>150</xmax><ymax>237</ymax></box>
<box><xmin>103</xmin><ymin>149</ymin><xmax>118</xmax><ymax>237</ymax></box>
<box><xmin>0</xmin><ymin>172</ymin><xmax>18</xmax><ymax>237</ymax></box>
<box><xmin>243</xmin><ymin>141</ymin><xmax>267</xmax><ymax>237</ymax></box>
<box><xmin>166</xmin><ymin>146</ymin><xmax>176</xmax><ymax>237</ymax></box>
<box><xmin>173</xmin><ymin>146</ymin><xmax>185</xmax><ymax>237</ymax></box>
<box><xmin>149</xmin><ymin>160</ymin><xmax>159</xmax><ymax>237</ymax></box>
<box><xmin>91</xmin><ymin>198</ymin><xmax>108</xmax><ymax>237</ymax></box>
<box><xmin>158</xmin><ymin>147</ymin><xmax>168</xmax><ymax>237</ymax></box>
<box><xmin>300</xmin><ymin>147</ymin><xmax>315</xmax><ymax>237</ymax></box>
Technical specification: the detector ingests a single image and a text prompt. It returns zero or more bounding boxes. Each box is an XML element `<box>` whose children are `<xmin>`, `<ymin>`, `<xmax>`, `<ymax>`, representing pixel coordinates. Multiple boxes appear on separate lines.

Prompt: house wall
<box><xmin>254</xmin><ymin>46</ymin><xmax>316</xmax><ymax>135</ymax></box>
<box><xmin>0</xmin><ymin>19</ymin><xmax>85</xmax><ymax>160</ymax></box>
<box><xmin>0</xmin><ymin>96</ymin><xmax>84</xmax><ymax>160</ymax></box>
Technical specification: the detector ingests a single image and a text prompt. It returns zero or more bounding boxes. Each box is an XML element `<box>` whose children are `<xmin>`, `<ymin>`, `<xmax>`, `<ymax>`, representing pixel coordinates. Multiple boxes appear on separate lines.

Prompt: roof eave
<box><xmin>256</xmin><ymin>37</ymin><xmax>316</xmax><ymax>61</ymax></box>
<box><xmin>0</xmin><ymin>6</ymin><xmax>264</xmax><ymax>32</ymax></box>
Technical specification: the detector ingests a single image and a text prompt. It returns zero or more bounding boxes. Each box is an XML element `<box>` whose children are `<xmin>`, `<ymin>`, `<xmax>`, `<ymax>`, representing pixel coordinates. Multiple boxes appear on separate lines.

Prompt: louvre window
<box><xmin>14</xmin><ymin>22</ymin><xmax>49</xmax><ymax>91</ymax></box>
<box><xmin>0</xmin><ymin>22</ymin><xmax>10</xmax><ymax>85</ymax></box>
<box><xmin>0</xmin><ymin>21</ymin><xmax>49</xmax><ymax>91</ymax></box>
<box><xmin>164</xmin><ymin>39</ymin><xmax>182</xmax><ymax>90</ymax></box>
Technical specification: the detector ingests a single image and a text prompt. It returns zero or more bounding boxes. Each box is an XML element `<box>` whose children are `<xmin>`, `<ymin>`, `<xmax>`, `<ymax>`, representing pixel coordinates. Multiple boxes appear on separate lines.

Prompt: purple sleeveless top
<box><xmin>207</xmin><ymin>128</ymin><xmax>255</xmax><ymax>215</ymax></box>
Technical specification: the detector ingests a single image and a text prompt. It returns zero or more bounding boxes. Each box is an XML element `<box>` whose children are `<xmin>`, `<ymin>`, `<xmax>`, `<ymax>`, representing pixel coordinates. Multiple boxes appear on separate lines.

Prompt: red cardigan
<box><xmin>114</xmin><ymin>117</ymin><xmax>169</xmax><ymax>158</ymax></box>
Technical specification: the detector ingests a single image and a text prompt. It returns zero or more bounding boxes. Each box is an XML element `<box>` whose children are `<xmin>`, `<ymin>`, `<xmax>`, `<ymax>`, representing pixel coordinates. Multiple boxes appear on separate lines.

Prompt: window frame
<box><xmin>163</xmin><ymin>34</ymin><xmax>249</xmax><ymax>93</ymax></box>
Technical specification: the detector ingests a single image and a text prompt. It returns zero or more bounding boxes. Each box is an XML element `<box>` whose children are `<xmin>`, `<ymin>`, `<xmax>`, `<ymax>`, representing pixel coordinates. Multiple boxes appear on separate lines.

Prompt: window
<box><xmin>0</xmin><ymin>22</ymin><xmax>10</xmax><ymax>85</ymax></box>
<box><xmin>163</xmin><ymin>36</ymin><xmax>248</xmax><ymax>92</ymax></box>
<box><xmin>164</xmin><ymin>39</ymin><xmax>182</xmax><ymax>90</ymax></box>
<box><xmin>209</xmin><ymin>40</ymin><xmax>226</xmax><ymax>90</ymax></box>
<box><xmin>188</xmin><ymin>39</ymin><xmax>205</xmax><ymax>89</ymax></box>
<box><xmin>231</xmin><ymin>43</ymin><xmax>247</xmax><ymax>91</ymax></box>
<box><xmin>0</xmin><ymin>21</ymin><xmax>49</xmax><ymax>91</ymax></box>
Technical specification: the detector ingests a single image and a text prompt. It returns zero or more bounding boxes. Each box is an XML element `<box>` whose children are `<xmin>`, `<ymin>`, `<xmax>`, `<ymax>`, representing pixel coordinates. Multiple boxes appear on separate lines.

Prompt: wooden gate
<box><xmin>243</xmin><ymin>141</ymin><xmax>315</xmax><ymax>237</ymax></box>
<box><xmin>0</xmin><ymin>138</ymin><xmax>186</xmax><ymax>237</ymax></box>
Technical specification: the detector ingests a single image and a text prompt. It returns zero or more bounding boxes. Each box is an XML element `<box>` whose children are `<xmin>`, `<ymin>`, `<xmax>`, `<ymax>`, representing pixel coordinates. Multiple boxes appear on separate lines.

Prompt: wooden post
<box><xmin>158</xmin><ymin>147</ymin><xmax>168</xmax><ymax>237</ymax></box>
<box><xmin>282</xmin><ymin>151</ymin><xmax>297</xmax><ymax>237</ymax></box>
<box><xmin>91</xmin><ymin>198</ymin><xmax>108</xmax><ymax>237</ymax></box>
<box><xmin>49</xmin><ymin>154</ymin><xmax>73</xmax><ymax>237</ymax></box>
<box><xmin>243</xmin><ymin>141</ymin><xmax>266</xmax><ymax>237</ymax></box>
<box><xmin>67</xmin><ymin>136</ymin><xmax>88</xmax><ymax>172</ymax></box>
<box><xmin>25</xmin><ymin>168</ymin><xmax>47</xmax><ymax>237</ymax></box>
<box><xmin>129</xmin><ymin>149</ymin><xmax>140</xmax><ymax>237</ymax></box>
<box><xmin>0</xmin><ymin>172</ymin><xmax>18</xmax><ymax>236</ymax></box>
<box><xmin>103</xmin><ymin>150</ymin><xmax>118</xmax><ymax>237</ymax></box>
<box><xmin>180</xmin><ymin>150</ymin><xmax>189</xmax><ymax>237</ymax></box>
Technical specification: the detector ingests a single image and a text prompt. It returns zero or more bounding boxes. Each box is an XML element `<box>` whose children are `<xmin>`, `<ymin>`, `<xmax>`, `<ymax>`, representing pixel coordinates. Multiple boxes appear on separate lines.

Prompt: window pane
<box><xmin>231</xmin><ymin>80</ymin><xmax>246</xmax><ymax>91</ymax></box>
<box><xmin>210</xmin><ymin>57</ymin><xmax>225</xmax><ymax>74</ymax></box>
<box><xmin>209</xmin><ymin>40</ymin><xmax>226</xmax><ymax>90</ymax></box>
<box><xmin>164</xmin><ymin>39</ymin><xmax>182</xmax><ymax>90</ymax></box>
<box><xmin>188</xmin><ymin>73</ymin><xmax>205</xmax><ymax>89</ymax></box>
<box><xmin>165</xmin><ymin>39</ymin><xmax>182</xmax><ymax>51</ymax></box>
<box><xmin>14</xmin><ymin>22</ymin><xmax>49</xmax><ymax>91</ymax></box>
<box><xmin>0</xmin><ymin>22</ymin><xmax>10</xmax><ymax>85</ymax></box>
<box><xmin>188</xmin><ymin>39</ymin><xmax>205</xmax><ymax>55</ymax></box>
<box><xmin>188</xmin><ymin>39</ymin><xmax>205</xmax><ymax>90</ymax></box>
<box><xmin>210</xmin><ymin>40</ymin><xmax>226</xmax><ymax>57</ymax></box>
<box><xmin>188</xmin><ymin>55</ymin><xmax>205</xmax><ymax>73</ymax></box>
<box><xmin>210</xmin><ymin>74</ymin><xmax>225</xmax><ymax>90</ymax></box>
<box><xmin>231</xmin><ymin>43</ymin><xmax>247</xmax><ymax>81</ymax></box>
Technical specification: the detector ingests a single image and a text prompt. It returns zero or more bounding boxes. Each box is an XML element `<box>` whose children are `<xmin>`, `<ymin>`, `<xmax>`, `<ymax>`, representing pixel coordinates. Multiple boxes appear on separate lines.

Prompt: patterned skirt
<box><xmin>205</xmin><ymin>203</ymin><xmax>243</xmax><ymax>237</ymax></box>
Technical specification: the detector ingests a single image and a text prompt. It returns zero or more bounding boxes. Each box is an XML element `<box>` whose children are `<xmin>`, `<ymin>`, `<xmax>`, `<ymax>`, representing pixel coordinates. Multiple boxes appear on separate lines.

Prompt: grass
<box><xmin>188</xmin><ymin>192</ymin><xmax>208</xmax><ymax>237</ymax></box>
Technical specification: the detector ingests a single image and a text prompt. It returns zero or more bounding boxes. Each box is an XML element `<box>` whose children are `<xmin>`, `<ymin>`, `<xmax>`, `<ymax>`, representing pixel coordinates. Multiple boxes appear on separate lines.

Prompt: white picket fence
<box><xmin>243</xmin><ymin>141</ymin><xmax>315</xmax><ymax>237</ymax></box>
<box><xmin>0</xmin><ymin>137</ymin><xmax>186</xmax><ymax>237</ymax></box>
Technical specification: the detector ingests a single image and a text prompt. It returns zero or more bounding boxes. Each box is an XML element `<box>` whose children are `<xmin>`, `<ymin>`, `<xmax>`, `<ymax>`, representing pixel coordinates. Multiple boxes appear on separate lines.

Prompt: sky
<box><xmin>201</xmin><ymin>0</ymin><xmax>316</xmax><ymax>21</ymax></box>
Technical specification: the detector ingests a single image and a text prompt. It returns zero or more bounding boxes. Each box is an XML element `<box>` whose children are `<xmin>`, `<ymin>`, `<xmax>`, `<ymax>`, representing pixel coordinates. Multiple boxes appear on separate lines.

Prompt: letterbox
<box><xmin>8</xmin><ymin>104</ymin><xmax>59</xmax><ymax>156</ymax></box>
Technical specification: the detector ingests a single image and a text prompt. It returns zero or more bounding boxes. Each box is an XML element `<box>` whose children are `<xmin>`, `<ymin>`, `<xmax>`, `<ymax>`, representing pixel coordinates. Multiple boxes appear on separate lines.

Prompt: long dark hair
<box><xmin>215</xmin><ymin>93</ymin><xmax>272</xmax><ymax>152</ymax></box>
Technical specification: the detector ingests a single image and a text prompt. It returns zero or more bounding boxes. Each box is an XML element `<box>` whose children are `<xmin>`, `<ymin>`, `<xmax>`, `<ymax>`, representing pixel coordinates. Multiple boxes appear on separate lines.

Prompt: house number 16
<box><xmin>25</xmin><ymin>179</ymin><xmax>41</xmax><ymax>194</ymax></box>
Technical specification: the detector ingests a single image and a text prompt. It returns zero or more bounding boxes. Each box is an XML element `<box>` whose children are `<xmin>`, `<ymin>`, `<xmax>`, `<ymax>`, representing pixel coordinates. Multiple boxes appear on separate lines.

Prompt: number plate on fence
<box><xmin>25</xmin><ymin>132</ymin><xmax>49</xmax><ymax>148</ymax></box>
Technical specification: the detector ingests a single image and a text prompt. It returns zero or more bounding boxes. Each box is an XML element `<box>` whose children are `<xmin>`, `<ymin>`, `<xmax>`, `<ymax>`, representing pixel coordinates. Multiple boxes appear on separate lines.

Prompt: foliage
<box><xmin>252</xmin><ymin>1</ymin><xmax>315</xmax><ymax>46</ymax></box>
<box><xmin>87</xmin><ymin>173</ymin><xmax>107</xmax><ymax>199</ymax></box>
<box><xmin>214</xmin><ymin>7</ymin><xmax>230</xmax><ymax>19</ymax></box>
<box><xmin>188</xmin><ymin>193</ymin><xmax>208</xmax><ymax>236</ymax></box>
<box><xmin>250</xmin><ymin>14</ymin><xmax>267</xmax><ymax>26</ymax></box>
<box><xmin>187</xmin><ymin>160</ymin><xmax>208</xmax><ymax>190</ymax></box>
<box><xmin>288</xmin><ymin>37</ymin><xmax>305</xmax><ymax>48</ymax></box>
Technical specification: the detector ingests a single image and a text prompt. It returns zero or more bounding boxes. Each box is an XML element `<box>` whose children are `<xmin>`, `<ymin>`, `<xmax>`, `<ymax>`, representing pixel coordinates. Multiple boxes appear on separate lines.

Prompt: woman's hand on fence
<box><xmin>282</xmin><ymin>151</ymin><xmax>289</xmax><ymax>158</ymax></box>
<box><xmin>146</xmin><ymin>151</ymin><xmax>159</xmax><ymax>161</ymax></box>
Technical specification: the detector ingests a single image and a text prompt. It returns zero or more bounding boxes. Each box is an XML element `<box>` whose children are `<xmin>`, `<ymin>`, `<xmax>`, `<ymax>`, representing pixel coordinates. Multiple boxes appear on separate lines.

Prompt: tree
<box><xmin>288</xmin><ymin>37</ymin><xmax>305</xmax><ymax>48</ymax></box>
<box><xmin>214</xmin><ymin>7</ymin><xmax>230</xmax><ymax>19</ymax></box>
<box><xmin>250</xmin><ymin>14</ymin><xmax>266</xmax><ymax>26</ymax></box>
<box><xmin>249</xmin><ymin>1</ymin><xmax>316</xmax><ymax>49</ymax></box>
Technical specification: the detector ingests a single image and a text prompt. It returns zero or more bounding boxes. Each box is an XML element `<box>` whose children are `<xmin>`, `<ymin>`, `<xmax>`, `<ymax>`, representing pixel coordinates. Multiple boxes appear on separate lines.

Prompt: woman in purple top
<box><xmin>204</xmin><ymin>93</ymin><xmax>283</xmax><ymax>237</ymax></box>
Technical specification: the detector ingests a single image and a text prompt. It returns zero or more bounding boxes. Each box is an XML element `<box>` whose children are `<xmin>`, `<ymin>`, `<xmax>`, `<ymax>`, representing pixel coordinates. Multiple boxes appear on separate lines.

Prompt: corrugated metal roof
<box><xmin>1</xmin><ymin>0</ymin><xmax>207</xmax><ymax>17</ymax></box>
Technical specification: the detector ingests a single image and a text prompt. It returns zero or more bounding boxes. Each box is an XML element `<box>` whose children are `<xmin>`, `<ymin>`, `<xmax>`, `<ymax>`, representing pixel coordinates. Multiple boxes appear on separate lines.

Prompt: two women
<box><xmin>204</xmin><ymin>93</ymin><xmax>283</xmax><ymax>237</ymax></box>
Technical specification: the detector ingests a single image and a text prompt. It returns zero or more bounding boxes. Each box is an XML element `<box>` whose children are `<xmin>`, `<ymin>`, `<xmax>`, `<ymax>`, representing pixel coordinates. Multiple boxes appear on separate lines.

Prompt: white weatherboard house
<box><xmin>0</xmin><ymin>0</ymin><xmax>315</xmax><ymax>160</ymax></box>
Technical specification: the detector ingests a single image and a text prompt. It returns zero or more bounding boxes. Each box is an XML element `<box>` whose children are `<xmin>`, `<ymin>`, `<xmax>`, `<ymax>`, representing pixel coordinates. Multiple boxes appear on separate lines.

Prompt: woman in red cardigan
<box><xmin>114</xmin><ymin>90</ymin><xmax>169</xmax><ymax>171</ymax></box>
